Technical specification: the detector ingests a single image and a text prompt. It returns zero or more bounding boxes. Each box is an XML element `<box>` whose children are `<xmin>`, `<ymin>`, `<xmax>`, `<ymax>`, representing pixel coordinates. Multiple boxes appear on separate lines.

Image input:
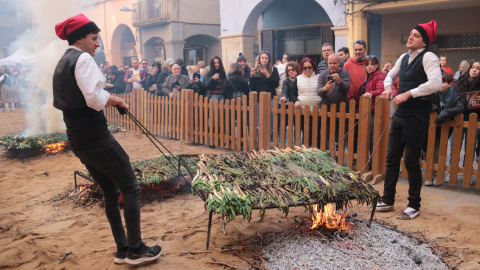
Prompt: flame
<box><xmin>43</xmin><ymin>142</ymin><xmax>67</xmax><ymax>154</ymax></box>
<box><xmin>311</xmin><ymin>204</ymin><xmax>352</xmax><ymax>231</ymax></box>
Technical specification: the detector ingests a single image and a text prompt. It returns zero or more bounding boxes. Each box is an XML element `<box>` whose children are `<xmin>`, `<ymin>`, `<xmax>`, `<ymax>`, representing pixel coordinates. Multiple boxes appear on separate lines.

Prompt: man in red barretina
<box><xmin>52</xmin><ymin>14</ymin><xmax>161</xmax><ymax>265</ymax></box>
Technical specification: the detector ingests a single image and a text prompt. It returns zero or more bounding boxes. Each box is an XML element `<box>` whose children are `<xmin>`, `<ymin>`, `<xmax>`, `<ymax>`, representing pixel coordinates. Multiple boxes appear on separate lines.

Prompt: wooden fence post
<box><xmin>183</xmin><ymin>90</ymin><xmax>194</xmax><ymax>143</ymax></box>
<box><xmin>463</xmin><ymin>114</ymin><xmax>477</xmax><ymax>188</ymax></box>
<box><xmin>372</xmin><ymin>96</ymin><xmax>384</xmax><ymax>177</ymax></box>
<box><xmin>357</xmin><ymin>96</ymin><xmax>371</xmax><ymax>172</ymax></box>
<box><xmin>249</xmin><ymin>92</ymin><xmax>258</xmax><ymax>151</ymax></box>
<box><xmin>258</xmin><ymin>92</ymin><xmax>271</xmax><ymax>150</ymax></box>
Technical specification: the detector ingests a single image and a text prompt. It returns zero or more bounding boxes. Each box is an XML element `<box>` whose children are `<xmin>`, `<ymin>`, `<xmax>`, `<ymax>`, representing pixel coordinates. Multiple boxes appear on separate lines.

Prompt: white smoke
<box><xmin>10</xmin><ymin>0</ymin><xmax>98</xmax><ymax>136</ymax></box>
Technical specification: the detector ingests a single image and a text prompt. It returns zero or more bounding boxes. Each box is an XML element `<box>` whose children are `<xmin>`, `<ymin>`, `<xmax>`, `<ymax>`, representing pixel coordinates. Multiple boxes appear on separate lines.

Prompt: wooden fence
<box><xmin>104</xmin><ymin>89</ymin><xmax>480</xmax><ymax>191</ymax></box>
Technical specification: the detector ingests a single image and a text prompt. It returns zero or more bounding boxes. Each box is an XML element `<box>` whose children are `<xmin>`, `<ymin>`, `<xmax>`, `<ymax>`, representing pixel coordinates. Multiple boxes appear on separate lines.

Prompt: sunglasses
<box><xmin>366</xmin><ymin>55</ymin><xmax>376</xmax><ymax>58</ymax></box>
<box><xmin>261</xmin><ymin>50</ymin><xmax>270</xmax><ymax>54</ymax></box>
<box><xmin>303</xmin><ymin>66</ymin><xmax>313</xmax><ymax>70</ymax></box>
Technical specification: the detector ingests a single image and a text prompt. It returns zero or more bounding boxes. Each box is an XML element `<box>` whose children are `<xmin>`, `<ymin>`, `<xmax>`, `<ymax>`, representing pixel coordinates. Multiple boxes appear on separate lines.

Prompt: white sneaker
<box><xmin>444</xmin><ymin>172</ymin><xmax>450</xmax><ymax>183</ymax></box>
<box><xmin>425</xmin><ymin>179</ymin><xmax>441</xmax><ymax>186</ymax></box>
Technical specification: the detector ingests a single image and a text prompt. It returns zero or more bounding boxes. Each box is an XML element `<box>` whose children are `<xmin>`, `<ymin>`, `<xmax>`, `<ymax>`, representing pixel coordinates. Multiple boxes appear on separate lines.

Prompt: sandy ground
<box><xmin>1</xmin><ymin>108</ymin><xmax>480</xmax><ymax>269</ymax></box>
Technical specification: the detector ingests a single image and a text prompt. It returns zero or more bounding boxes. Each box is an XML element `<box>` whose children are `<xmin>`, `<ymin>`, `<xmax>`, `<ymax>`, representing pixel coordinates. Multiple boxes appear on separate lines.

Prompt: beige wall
<box><xmin>178</xmin><ymin>0</ymin><xmax>220</xmax><ymax>25</ymax></box>
<box><xmin>381</xmin><ymin>6</ymin><xmax>480</xmax><ymax>65</ymax></box>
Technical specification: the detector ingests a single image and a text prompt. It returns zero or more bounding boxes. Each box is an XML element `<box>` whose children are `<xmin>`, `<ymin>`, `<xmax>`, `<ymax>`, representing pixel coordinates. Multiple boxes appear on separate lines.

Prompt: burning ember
<box><xmin>311</xmin><ymin>204</ymin><xmax>352</xmax><ymax>231</ymax></box>
<box><xmin>43</xmin><ymin>142</ymin><xmax>67</xmax><ymax>154</ymax></box>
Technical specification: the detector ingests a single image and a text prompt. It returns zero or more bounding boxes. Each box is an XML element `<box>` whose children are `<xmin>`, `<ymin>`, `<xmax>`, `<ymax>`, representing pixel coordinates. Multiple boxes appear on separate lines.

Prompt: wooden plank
<box><xmin>279</xmin><ymin>100</ymin><xmax>287</xmax><ymax>149</ymax></box>
<box><xmin>295</xmin><ymin>106</ymin><xmax>302</xmax><ymax>147</ymax></box>
<box><xmin>337</xmin><ymin>103</ymin><xmax>346</xmax><ymax>166</ymax></box>
<box><xmin>230</xmin><ymin>99</ymin><xmax>236</xmax><ymax>149</ymax></box>
<box><xmin>436</xmin><ymin>120</ymin><xmax>451</xmax><ymax>184</ymax></box>
<box><xmin>219</xmin><ymin>99</ymin><xmax>225</xmax><ymax>148</ymax></box>
<box><xmin>180</xmin><ymin>92</ymin><xmax>185</xmax><ymax>141</ymax></box>
<box><xmin>236</xmin><ymin>98</ymin><xmax>242</xmax><ymax>151</ymax></box>
<box><xmin>320</xmin><ymin>104</ymin><xmax>328</xmax><ymax>151</ymax></box>
<box><xmin>329</xmin><ymin>104</ymin><xmax>337</xmax><ymax>154</ymax></box>
<box><xmin>198</xmin><ymin>96</ymin><xmax>204</xmax><ymax>144</ymax></box>
<box><xmin>347</xmin><ymin>100</ymin><xmax>356</xmax><ymax>169</ymax></box>
<box><xmin>194</xmin><ymin>94</ymin><xmax>198</xmax><ymax>143</ymax></box>
<box><xmin>463</xmin><ymin>114</ymin><xmax>477</xmax><ymax>188</ymax></box>
<box><xmin>214</xmin><ymin>100</ymin><xmax>219</xmax><ymax>147</ymax></box>
<box><xmin>177</xmin><ymin>93</ymin><xmax>181</xmax><ymax>139</ymax></box>
<box><xmin>204</xmin><ymin>97</ymin><xmax>209</xmax><ymax>144</ymax></box>
<box><xmin>303</xmin><ymin>105</ymin><xmax>310</xmax><ymax>147</ymax></box>
<box><xmin>258</xmin><ymin>92</ymin><xmax>271</xmax><ymax>150</ymax></box>
<box><xmin>224</xmin><ymin>99</ymin><xmax>230</xmax><ymax>149</ymax></box>
<box><xmin>272</xmin><ymin>96</ymin><xmax>279</xmax><ymax>148</ymax></box>
<box><xmin>424</xmin><ymin>112</ymin><xmax>437</xmax><ymax>181</ymax></box>
<box><xmin>449</xmin><ymin>114</ymin><xmax>464</xmax><ymax>185</ymax></box>
<box><xmin>357</xmin><ymin>96</ymin><xmax>371</xmax><ymax>172</ymax></box>
<box><xmin>156</xmin><ymin>96</ymin><xmax>160</xmax><ymax>136</ymax></box>
<box><xmin>311</xmin><ymin>105</ymin><xmax>319</xmax><ymax>149</ymax></box>
<box><xmin>185</xmin><ymin>90</ymin><xmax>194</xmax><ymax>143</ymax></box>
<box><xmin>209</xmin><ymin>99</ymin><xmax>214</xmax><ymax>147</ymax></box>
<box><xmin>287</xmin><ymin>102</ymin><xmax>294</xmax><ymax>149</ymax></box>
<box><xmin>249</xmin><ymin>92</ymin><xmax>258</xmax><ymax>151</ymax></box>
<box><xmin>242</xmin><ymin>95</ymin><xmax>248</xmax><ymax>152</ymax></box>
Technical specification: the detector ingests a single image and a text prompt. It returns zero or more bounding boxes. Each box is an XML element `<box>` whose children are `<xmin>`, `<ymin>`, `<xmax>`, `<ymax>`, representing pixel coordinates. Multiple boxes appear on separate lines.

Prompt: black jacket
<box><xmin>223</xmin><ymin>73</ymin><xmax>249</xmax><ymax>100</ymax></box>
<box><xmin>186</xmin><ymin>80</ymin><xmax>207</xmax><ymax>96</ymax></box>
<box><xmin>281</xmin><ymin>78</ymin><xmax>298</xmax><ymax>103</ymax></box>
<box><xmin>452</xmin><ymin>77</ymin><xmax>480</xmax><ymax>121</ymax></box>
<box><xmin>155</xmin><ymin>69</ymin><xmax>172</xmax><ymax>96</ymax></box>
<box><xmin>434</xmin><ymin>90</ymin><xmax>466</xmax><ymax>125</ymax></box>
<box><xmin>249</xmin><ymin>66</ymin><xmax>280</xmax><ymax>99</ymax></box>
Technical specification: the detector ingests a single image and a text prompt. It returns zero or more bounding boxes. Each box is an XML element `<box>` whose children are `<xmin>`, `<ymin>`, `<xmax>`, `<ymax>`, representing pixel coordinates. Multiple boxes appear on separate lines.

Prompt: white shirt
<box><xmin>132</xmin><ymin>69</ymin><xmax>141</xmax><ymax>89</ymax></box>
<box><xmin>384</xmin><ymin>48</ymin><xmax>442</xmax><ymax>98</ymax></box>
<box><xmin>275</xmin><ymin>63</ymin><xmax>286</xmax><ymax>97</ymax></box>
<box><xmin>71</xmin><ymin>46</ymin><xmax>110</xmax><ymax>111</ymax></box>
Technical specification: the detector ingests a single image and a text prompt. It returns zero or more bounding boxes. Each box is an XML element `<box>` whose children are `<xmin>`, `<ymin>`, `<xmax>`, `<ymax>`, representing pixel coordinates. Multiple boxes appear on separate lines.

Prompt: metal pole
<box><xmin>206</xmin><ymin>210</ymin><xmax>213</xmax><ymax>250</ymax></box>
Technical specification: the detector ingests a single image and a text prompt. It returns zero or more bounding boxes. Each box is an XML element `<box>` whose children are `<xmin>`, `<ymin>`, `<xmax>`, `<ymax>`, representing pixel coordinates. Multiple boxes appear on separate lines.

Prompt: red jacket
<box><xmin>363</xmin><ymin>70</ymin><xmax>385</xmax><ymax>111</ymax></box>
<box><xmin>343</xmin><ymin>58</ymin><xmax>367</xmax><ymax>104</ymax></box>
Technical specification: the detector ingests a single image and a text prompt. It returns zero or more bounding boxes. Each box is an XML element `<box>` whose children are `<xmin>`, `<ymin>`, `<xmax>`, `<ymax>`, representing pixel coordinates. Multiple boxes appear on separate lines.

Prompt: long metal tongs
<box><xmin>117</xmin><ymin>107</ymin><xmax>195</xmax><ymax>189</ymax></box>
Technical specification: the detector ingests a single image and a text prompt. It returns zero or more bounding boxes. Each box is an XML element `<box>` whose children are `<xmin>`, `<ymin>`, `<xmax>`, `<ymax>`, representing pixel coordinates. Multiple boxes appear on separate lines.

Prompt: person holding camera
<box><xmin>318</xmin><ymin>53</ymin><xmax>351</xmax><ymax>107</ymax></box>
<box><xmin>204</xmin><ymin>56</ymin><xmax>226</xmax><ymax>101</ymax></box>
<box><xmin>250</xmin><ymin>51</ymin><xmax>280</xmax><ymax>100</ymax></box>
<box><xmin>185</xmin><ymin>69</ymin><xmax>206</xmax><ymax>96</ymax></box>
<box><xmin>161</xmin><ymin>64</ymin><xmax>190</xmax><ymax>99</ymax></box>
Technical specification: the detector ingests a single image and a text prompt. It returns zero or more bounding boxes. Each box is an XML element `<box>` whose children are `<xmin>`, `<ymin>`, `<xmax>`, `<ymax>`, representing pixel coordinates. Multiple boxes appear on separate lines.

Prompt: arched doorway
<box><xmin>144</xmin><ymin>37</ymin><xmax>165</xmax><ymax>64</ymax></box>
<box><xmin>111</xmin><ymin>24</ymin><xmax>137</xmax><ymax>66</ymax></box>
<box><xmin>183</xmin><ymin>35</ymin><xmax>220</xmax><ymax>66</ymax></box>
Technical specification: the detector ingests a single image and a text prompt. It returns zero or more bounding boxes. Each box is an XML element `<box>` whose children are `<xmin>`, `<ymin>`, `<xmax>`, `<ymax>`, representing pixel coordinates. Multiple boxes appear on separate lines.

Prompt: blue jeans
<box><xmin>210</xmin><ymin>94</ymin><xmax>224</xmax><ymax>102</ymax></box>
<box><xmin>71</xmin><ymin>135</ymin><xmax>142</xmax><ymax>249</ymax></box>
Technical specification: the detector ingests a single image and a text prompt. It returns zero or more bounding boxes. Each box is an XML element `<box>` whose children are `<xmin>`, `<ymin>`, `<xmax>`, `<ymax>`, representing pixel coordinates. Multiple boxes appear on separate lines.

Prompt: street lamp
<box><xmin>119</xmin><ymin>5</ymin><xmax>143</xmax><ymax>59</ymax></box>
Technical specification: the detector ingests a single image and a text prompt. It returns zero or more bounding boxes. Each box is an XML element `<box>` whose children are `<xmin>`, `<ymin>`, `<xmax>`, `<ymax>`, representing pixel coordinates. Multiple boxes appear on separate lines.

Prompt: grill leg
<box><xmin>74</xmin><ymin>171</ymin><xmax>78</xmax><ymax>189</ymax></box>
<box><xmin>368</xmin><ymin>199</ymin><xmax>377</xmax><ymax>228</ymax></box>
<box><xmin>206</xmin><ymin>210</ymin><xmax>213</xmax><ymax>250</ymax></box>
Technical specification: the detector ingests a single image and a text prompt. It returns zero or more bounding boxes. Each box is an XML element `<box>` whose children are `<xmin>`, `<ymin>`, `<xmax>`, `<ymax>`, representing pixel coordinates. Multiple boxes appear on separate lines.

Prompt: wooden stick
<box><xmin>233</xmin><ymin>252</ymin><xmax>264</xmax><ymax>269</ymax></box>
<box><xmin>207</xmin><ymin>261</ymin><xmax>240</xmax><ymax>269</ymax></box>
<box><xmin>56</xmin><ymin>251</ymin><xmax>72</xmax><ymax>265</ymax></box>
<box><xmin>180</xmin><ymin>251</ymin><xmax>211</xmax><ymax>255</ymax></box>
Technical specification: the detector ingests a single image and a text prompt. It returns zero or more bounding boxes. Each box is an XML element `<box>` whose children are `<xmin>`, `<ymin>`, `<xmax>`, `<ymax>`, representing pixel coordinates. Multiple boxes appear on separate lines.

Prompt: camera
<box><xmin>327</xmin><ymin>75</ymin><xmax>333</xmax><ymax>82</ymax></box>
<box><xmin>192</xmin><ymin>72</ymin><xmax>200</xmax><ymax>79</ymax></box>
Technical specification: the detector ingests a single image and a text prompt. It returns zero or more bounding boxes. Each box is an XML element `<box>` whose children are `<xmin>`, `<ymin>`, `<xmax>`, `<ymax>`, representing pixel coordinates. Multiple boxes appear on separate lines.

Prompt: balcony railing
<box><xmin>133</xmin><ymin>0</ymin><xmax>172</xmax><ymax>27</ymax></box>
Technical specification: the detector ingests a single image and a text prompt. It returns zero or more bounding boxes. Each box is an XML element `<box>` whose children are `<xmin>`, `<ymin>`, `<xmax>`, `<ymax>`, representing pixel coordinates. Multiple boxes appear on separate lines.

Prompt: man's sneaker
<box><xmin>425</xmin><ymin>179</ymin><xmax>441</xmax><ymax>186</ymax></box>
<box><xmin>113</xmin><ymin>247</ymin><xmax>128</xmax><ymax>264</ymax></box>
<box><xmin>444</xmin><ymin>172</ymin><xmax>450</xmax><ymax>183</ymax></box>
<box><xmin>125</xmin><ymin>243</ymin><xmax>162</xmax><ymax>265</ymax></box>
<box><xmin>376</xmin><ymin>201</ymin><xmax>394</xmax><ymax>212</ymax></box>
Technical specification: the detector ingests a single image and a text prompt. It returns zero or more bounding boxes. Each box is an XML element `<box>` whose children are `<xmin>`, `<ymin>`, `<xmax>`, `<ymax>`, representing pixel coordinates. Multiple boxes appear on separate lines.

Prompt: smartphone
<box><xmin>327</xmin><ymin>75</ymin><xmax>333</xmax><ymax>82</ymax></box>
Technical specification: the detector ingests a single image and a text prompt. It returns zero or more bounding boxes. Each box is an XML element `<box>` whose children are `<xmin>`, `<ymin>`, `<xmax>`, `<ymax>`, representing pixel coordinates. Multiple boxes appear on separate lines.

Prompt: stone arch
<box><xmin>183</xmin><ymin>34</ymin><xmax>221</xmax><ymax>66</ymax></box>
<box><xmin>144</xmin><ymin>37</ymin><xmax>165</xmax><ymax>64</ymax></box>
<box><xmin>111</xmin><ymin>24</ymin><xmax>137</xmax><ymax>66</ymax></box>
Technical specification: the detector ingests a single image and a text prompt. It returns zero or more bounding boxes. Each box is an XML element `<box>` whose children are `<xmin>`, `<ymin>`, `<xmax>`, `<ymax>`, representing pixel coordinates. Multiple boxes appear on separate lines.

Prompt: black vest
<box><xmin>396</xmin><ymin>49</ymin><xmax>431</xmax><ymax>118</ymax></box>
<box><xmin>53</xmin><ymin>48</ymin><xmax>109</xmax><ymax>148</ymax></box>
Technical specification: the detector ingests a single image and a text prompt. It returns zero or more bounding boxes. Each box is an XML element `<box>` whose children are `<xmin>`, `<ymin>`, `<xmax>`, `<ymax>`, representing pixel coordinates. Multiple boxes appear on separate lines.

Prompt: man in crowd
<box><xmin>382</xmin><ymin>61</ymin><xmax>393</xmax><ymax>76</ymax></box>
<box><xmin>155</xmin><ymin>58</ymin><xmax>175</xmax><ymax>95</ymax></box>
<box><xmin>317</xmin><ymin>43</ymin><xmax>334</xmax><ymax>73</ymax></box>
<box><xmin>175</xmin><ymin>58</ymin><xmax>189</xmax><ymax>76</ymax></box>
<box><xmin>343</xmin><ymin>40</ymin><xmax>367</xmax><ymax>104</ymax></box>
<box><xmin>378</xmin><ymin>20</ymin><xmax>442</xmax><ymax>220</ymax></box>
<box><xmin>275</xmin><ymin>53</ymin><xmax>289</xmax><ymax>96</ymax></box>
<box><xmin>123</xmin><ymin>57</ymin><xmax>147</xmax><ymax>92</ymax></box>
<box><xmin>52</xmin><ymin>14</ymin><xmax>161</xmax><ymax>265</ymax></box>
<box><xmin>338</xmin><ymin>47</ymin><xmax>350</xmax><ymax>62</ymax></box>
<box><xmin>318</xmin><ymin>53</ymin><xmax>351</xmax><ymax>107</ymax></box>
<box><xmin>140</xmin><ymin>59</ymin><xmax>149</xmax><ymax>74</ymax></box>
<box><xmin>162</xmin><ymin>64</ymin><xmax>190</xmax><ymax>99</ymax></box>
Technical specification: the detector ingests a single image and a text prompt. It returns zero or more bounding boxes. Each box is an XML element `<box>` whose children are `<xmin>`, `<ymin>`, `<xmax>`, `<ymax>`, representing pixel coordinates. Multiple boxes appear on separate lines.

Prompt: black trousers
<box><xmin>71</xmin><ymin>135</ymin><xmax>142</xmax><ymax>249</ymax></box>
<box><xmin>382</xmin><ymin>116</ymin><xmax>428</xmax><ymax>210</ymax></box>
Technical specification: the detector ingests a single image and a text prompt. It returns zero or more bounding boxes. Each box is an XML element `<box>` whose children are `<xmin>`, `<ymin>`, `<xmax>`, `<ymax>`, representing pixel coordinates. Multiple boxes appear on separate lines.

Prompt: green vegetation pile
<box><xmin>0</xmin><ymin>133</ymin><xmax>68</xmax><ymax>159</ymax></box>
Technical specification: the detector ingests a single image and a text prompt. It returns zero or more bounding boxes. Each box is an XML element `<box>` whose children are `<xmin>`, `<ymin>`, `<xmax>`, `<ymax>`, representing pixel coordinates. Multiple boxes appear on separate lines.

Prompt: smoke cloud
<box><xmin>10</xmin><ymin>0</ymin><xmax>101</xmax><ymax>136</ymax></box>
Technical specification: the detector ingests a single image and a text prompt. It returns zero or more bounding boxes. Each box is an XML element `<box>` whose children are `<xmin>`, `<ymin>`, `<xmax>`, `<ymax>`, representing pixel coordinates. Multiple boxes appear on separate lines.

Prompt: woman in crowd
<box><xmin>249</xmin><ymin>51</ymin><xmax>280</xmax><ymax>100</ymax></box>
<box><xmin>197</xmin><ymin>61</ymin><xmax>207</xmax><ymax>77</ymax></box>
<box><xmin>0</xmin><ymin>69</ymin><xmax>15</xmax><ymax>111</ymax></box>
<box><xmin>295</xmin><ymin>57</ymin><xmax>320</xmax><ymax>145</ymax></box>
<box><xmin>204</xmin><ymin>56</ymin><xmax>226</xmax><ymax>101</ymax></box>
<box><xmin>440</xmin><ymin>54</ymin><xmax>454</xmax><ymax>75</ymax></box>
<box><xmin>145</xmin><ymin>62</ymin><xmax>162</xmax><ymax>94</ymax></box>
<box><xmin>223</xmin><ymin>63</ymin><xmax>249</xmax><ymax>100</ymax></box>
<box><xmin>454</xmin><ymin>60</ymin><xmax>470</xmax><ymax>81</ymax></box>
<box><xmin>280</xmin><ymin>62</ymin><xmax>300</xmax><ymax>106</ymax></box>
<box><xmin>360</xmin><ymin>56</ymin><xmax>385</xmax><ymax>156</ymax></box>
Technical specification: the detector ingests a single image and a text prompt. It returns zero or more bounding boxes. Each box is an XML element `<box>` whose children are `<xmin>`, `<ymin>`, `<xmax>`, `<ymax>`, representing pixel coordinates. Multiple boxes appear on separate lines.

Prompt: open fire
<box><xmin>311</xmin><ymin>204</ymin><xmax>352</xmax><ymax>231</ymax></box>
<box><xmin>43</xmin><ymin>142</ymin><xmax>67</xmax><ymax>154</ymax></box>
